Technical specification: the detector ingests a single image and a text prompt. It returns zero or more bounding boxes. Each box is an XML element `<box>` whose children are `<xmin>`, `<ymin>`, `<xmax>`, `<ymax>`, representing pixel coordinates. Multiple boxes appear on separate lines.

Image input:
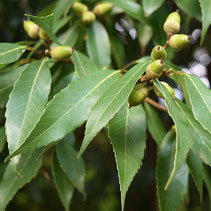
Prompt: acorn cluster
<box><xmin>129</xmin><ymin>11</ymin><xmax>190</xmax><ymax>107</ymax></box>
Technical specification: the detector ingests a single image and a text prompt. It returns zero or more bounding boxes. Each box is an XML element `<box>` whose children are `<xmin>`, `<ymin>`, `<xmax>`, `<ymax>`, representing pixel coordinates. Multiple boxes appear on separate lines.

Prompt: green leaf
<box><xmin>0</xmin><ymin>150</ymin><xmax>42</xmax><ymax>210</ymax></box>
<box><xmin>153</xmin><ymin>80</ymin><xmax>191</xmax><ymax>189</ymax></box>
<box><xmin>185</xmin><ymin>74</ymin><xmax>211</xmax><ymax>132</ymax></box>
<box><xmin>175</xmin><ymin>99</ymin><xmax>211</xmax><ymax>166</ymax></box>
<box><xmin>79</xmin><ymin>61</ymin><xmax>149</xmax><ymax>157</ymax></box>
<box><xmin>52</xmin><ymin>152</ymin><xmax>74</xmax><ymax>211</ymax></box>
<box><xmin>72</xmin><ymin>50</ymin><xmax>98</xmax><ymax>77</ymax></box>
<box><xmin>106</xmin><ymin>0</ymin><xmax>146</xmax><ymax>22</ymax></box>
<box><xmin>203</xmin><ymin>164</ymin><xmax>211</xmax><ymax>210</ymax></box>
<box><xmin>199</xmin><ymin>0</ymin><xmax>211</xmax><ymax>44</ymax></box>
<box><xmin>0</xmin><ymin>127</ymin><xmax>6</xmax><ymax>153</ymax></box>
<box><xmin>137</xmin><ymin>23</ymin><xmax>153</xmax><ymax>48</ymax></box>
<box><xmin>108</xmin><ymin>103</ymin><xmax>146</xmax><ymax>210</ymax></box>
<box><xmin>144</xmin><ymin>102</ymin><xmax>165</xmax><ymax>146</ymax></box>
<box><xmin>142</xmin><ymin>0</ymin><xmax>165</xmax><ymax>16</ymax></box>
<box><xmin>0</xmin><ymin>64</ymin><xmax>28</xmax><ymax>108</ymax></box>
<box><xmin>174</xmin><ymin>0</ymin><xmax>201</xmax><ymax>21</ymax></box>
<box><xmin>26</xmin><ymin>14</ymin><xmax>60</xmax><ymax>44</ymax></box>
<box><xmin>0</xmin><ymin>43</ymin><xmax>26</xmax><ymax>65</ymax></box>
<box><xmin>56</xmin><ymin>134</ymin><xmax>85</xmax><ymax>195</ymax></box>
<box><xmin>87</xmin><ymin>21</ymin><xmax>111</xmax><ymax>68</ymax></box>
<box><xmin>187</xmin><ymin>150</ymin><xmax>203</xmax><ymax>201</ymax></box>
<box><xmin>156</xmin><ymin>130</ymin><xmax>189</xmax><ymax>211</ymax></box>
<box><xmin>5</xmin><ymin>60</ymin><xmax>51</xmax><ymax>154</ymax></box>
<box><xmin>6</xmin><ymin>70</ymin><xmax>120</xmax><ymax>160</ymax></box>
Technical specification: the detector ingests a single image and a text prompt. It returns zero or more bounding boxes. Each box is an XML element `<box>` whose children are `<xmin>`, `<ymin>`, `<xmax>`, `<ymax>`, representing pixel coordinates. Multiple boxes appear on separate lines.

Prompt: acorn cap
<box><xmin>129</xmin><ymin>84</ymin><xmax>149</xmax><ymax>107</ymax></box>
<box><xmin>169</xmin><ymin>34</ymin><xmax>191</xmax><ymax>50</ymax></box>
<box><xmin>23</xmin><ymin>20</ymin><xmax>40</xmax><ymax>39</ymax></box>
<box><xmin>82</xmin><ymin>11</ymin><xmax>96</xmax><ymax>25</ymax></box>
<box><xmin>151</xmin><ymin>45</ymin><xmax>167</xmax><ymax>61</ymax></box>
<box><xmin>39</xmin><ymin>28</ymin><xmax>49</xmax><ymax>40</ymax></box>
<box><xmin>72</xmin><ymin>2</ymin><xmax>88</xmax><ymax>17</ymax></box>
<box><xmin>154</xmin><ymin>81</ymin><xmax>175</xmax><ymax>98</ymax></box>
<box><xmin>50</xmin><ymin>46</ymin><xmax>73</xmax><ymax>61</ymax></box>
<box><xmin>146</xmin><ymin>60</ymin><xmax>164</xmax><ymax>79</ymax></box>
<box><xmin>93</xmin><ymin>2</ymin><xmax>114</xmax><ymax>16</ymax></box>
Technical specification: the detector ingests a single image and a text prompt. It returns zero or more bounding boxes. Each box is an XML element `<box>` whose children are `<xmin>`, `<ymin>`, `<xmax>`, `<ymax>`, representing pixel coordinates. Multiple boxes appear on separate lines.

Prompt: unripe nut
<box><xmin>93</xmin><ymin>3</ymin><xmax>113</xmax><ymax>16</ymax></box>
<box><xmin>129</xmin><ymin>84</ymin><xmax>149</xmax><ymax>107</ymax></box>
<box><xmin>169</xmin><ymin>34</ymin><xmax>190</xmax><ymax>50</ymax></box>
<box><xmin>151</xmin><ymin>45</ymin><xmax>167</xmax><ymax>61</ymax></box>
<box><xmin>82</xmin><ymin>11</ymin><xmax>96</xmax><ymax>25</ymax></box>
<box><xmin>39</xmin><ymin>28</ymin><xmax>49</xmax><ymax>40</ymax></box>
<box><xmin>154</xmin><ymin>81</ymin><xmax>175</xmax><ymax>98</ymax></box>
<box><xmin>163</xmin><ymin>12</ymin><xmax>181</xmax><ymax>35</ymax></box>
<box><xmin>23</xmin><ymin>20</ymin><xmax>40</xmax><ymax>39</ymax></box>
<box><xmin>72</xmin><ymin>2</ymin><xmax>88</xmax><ymax>17</ymax></box>
<box><xmin>146</xmin><ymin>60</ymin><xmax>164</xmax><ymax>80</ymax></box>
<box><xmin>50</xmin><ymin>46</ymin><xmax>73</xmax><ymax>61</ymax></box>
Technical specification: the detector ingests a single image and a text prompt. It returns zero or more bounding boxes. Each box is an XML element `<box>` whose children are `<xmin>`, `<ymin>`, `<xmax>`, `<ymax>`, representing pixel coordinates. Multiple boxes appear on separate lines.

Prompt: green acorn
<box><xmin>93</xmin><ymin>2</ymin><xmax>113</xmax><ymax>16</ymax></box>
<box><xmin>169</xmin><ymin>34</ymin><xmax>191</xmax><ymax>50</ymax></box>
<box><xmin>151</xmin><ymin>45</ymin><xmax>167</xmax><ymax>61</ymax></box>
<box><xmin>23</xmin><ymin>20</ymin><xmax>40</xmax><ymax>39</ymax></box>
<box><xmin>50</xmin><ymin>46</ymin><xmax>73</xmax><ymax>61</ymax></box>
<box><xmin>72</xmin><ymin>2</ymin><xmax>88</xmax><ymax>17</ymax></box>
<box><xmin>82</xmin><ymin>11</ymin><xmax>96</xmax><ymax>25</ymax></box>
<box><xmin>154</xmin><ymin>81</ymin><xmax>175</xmax><ymax>98</ymax></box>
<box><xmin>163</xmin><ymin>11</ymin><xmax>181</xmax><ymax>35</ymax></box>
<box><xmin>39</xmin><ymin>28</ymin><xmax>49</xmax><ymax>40</ymax></box>
<box><xmin>129</xmin><ymin>84</ymin><xmax>149</xmax><ymax>107</ymax></box>
<box><xmin>146</xmin><ymin>60</ymin><xmax>164</xmax><ymax>79</ymax></box>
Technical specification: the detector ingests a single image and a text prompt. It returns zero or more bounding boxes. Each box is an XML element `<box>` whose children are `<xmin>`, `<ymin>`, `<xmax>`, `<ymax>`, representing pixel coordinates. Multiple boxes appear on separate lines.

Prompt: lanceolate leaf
<box><xmin>5</xmin><ymin>60</ymin><xmax>51</xmax><ymax>154</ymax></box>
<box><xmin>6</xmin><ymin>70</ymin><xmax>120</xmax><ymax>160</ymax></box>
<box><xmin>185</xmin><ymin>74</ymin><xmax>211</xmax><ymax>132</ymax></box>
<box><xmin>87</xmin><ymin>21</ymin><xmax>111</xmax><ymax>68</ymax></box>
<box><xmin>142</xmin><ymin>0</ymin><xmax>165</xmax><ymax>16</ymax></box>
<box><xmin>108</xmin><ymin>103</ymin><xmax>146</xmax><ymax>210</ymax></box>
<box><xmin>56</xmin><ymin>134</ymin><xmax>85</xmax><ymax>195</ymax></box>
<box><xmin>144</xmin><ymin>102</ymin><xmax>165</xmax><ymax>146</ymax></box>
<box><xmin>156</xmin><ymin>131</ymin><xmax>189</xmax><ymax>211</ymax></box>
<box><xmin>52</xmin><ymin>152</ymin><xmax>74</xmax><ymax>211</ymax></box>
<box><xmin>72</xmin><ymin>50</ymin><xmax>98</xmax><ymax>77</ymax></box>
<box><xmin>79</xmin><ymin>61</ymin><xmax>149</xmax><ymax>157</ymax></box>
<box><xmin>0</xmin><ymin>43</ymin><xmax>26</xmax><ymax>65</ymax></box>
<box><xmin>0</xmin><ymin>127</ymin><xmax>6</xmax><ymax>153</ymax></box>
<box><xmin>0</xmin><ymin>150</ymin><xmax>42</xmax><ymax>210</ymax></box>
<box><xmin>153</xmin><ymin>80</ymin><xmax>191</xmax><ymax>189</ymax></box>
<box><xmin>198</xmin><ymin>0</ymin><xmax>211</xmax><ymax>44</ymax></box>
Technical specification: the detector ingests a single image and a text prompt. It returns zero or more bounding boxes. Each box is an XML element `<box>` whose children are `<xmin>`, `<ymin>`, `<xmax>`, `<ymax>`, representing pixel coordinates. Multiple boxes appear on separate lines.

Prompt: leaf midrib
<box><xmin>0</xmin><ymin>46</ymin><xmax>25</xmax><ymax>57</ymax></box>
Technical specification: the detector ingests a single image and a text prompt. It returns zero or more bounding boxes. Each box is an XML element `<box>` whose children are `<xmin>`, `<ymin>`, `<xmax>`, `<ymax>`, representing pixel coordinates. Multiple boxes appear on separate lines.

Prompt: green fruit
<box><xmin>169</xmin><ymin>34</ymin><xmax>190</xmax><ymax>50</ymax></box>
<box><xmin>129</xmin><ymin>84</ymin><xmax>149</xmax><ymax>107</ymax></box>
<box><xmin>146</xmin><ymin>60</ymin><xmax>164</xmax><ymax>79</ymax></box>
<box><xmin>72</xmin><ymin>2</ymin><xmax>88</xmax><ymax>17</ymax></box>
<box><xmin>163</xmin><ymin>12</ymin><xmax>181</xmax><ymax>35</ymax></box>
<box><xmin>50</xmin><ymin>46</ymin><xmax>73</xmax><ymax>61</ymax></box>
<box><xmin>23</xmin><ymin>20</ymin><xmax>40</xmax><ymax>39</ymax></box>
<box><xmin>39</xmin><ymin>28</ymin><xmax>49</xmax><ymax>40</ymax></box>
<box><xmin>82</xmin><ymin>11</ymin><xmax>96</xmax><ymax>25</ymax></box>
<box><xmin>93</xmin><ymin>2</ymin><xmax>113</xmax><ymax>16</ymax></box>
<box><xmin>151</xmin><ymin>45</ymin><xmax>167</xmax><ymax>61</ymax></box>
<box><xmin>154</xmin><ymin>81</ymin><xmax>175</xmax><ymax>98</ymax></box>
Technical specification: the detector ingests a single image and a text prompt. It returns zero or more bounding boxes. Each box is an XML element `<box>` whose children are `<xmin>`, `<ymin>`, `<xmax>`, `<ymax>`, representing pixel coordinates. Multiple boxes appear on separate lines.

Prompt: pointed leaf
<box><xmin>6</xmin><ymin>70</ymin><xmax>120</xmax><ymax>159</ymax></box>
<box><xmin>108</xmin><ymin>103</ymin><xmax>146</xmax><ymax>210</ymax></box>
<box><xmin>0</xmin><ymin>43</ymin><xmax>26</xmax><ymax>65</ymax></box>
<box><xmin>5</xmin><ymin>60</ymin><xmax>51</xmax><ymax>154</ymax></box>
<box><xmin>72</xmin><ymin>50</ymin><xmax>98</xmax><ymax>77</ymax></box>
<box><xmin>0</xmin><ymin>150</ymin><xmax>42</xmax><ymax>210</ymax></box>
<box><xmin>185</xmin><ymin>74</ymin><xmax>211</xmax><ymax>132</ymax></box>
<box><xmin>79</xmin><ymin>61</ymin><xmax>149</xmax><ymax>157</ymax></box>
<box><xmin>0</xmin><ymin>127</ymin><xmax>6</xmax><ymax>153</ymax></box>
<box><xmin>52</xmin><ymin>152</ymin><xmax>74</xmax><ymax>211</ymax></box>
<box><xmin>142</xmin><ymin>0</ymin><xmax>165</xmax><ymax>16</ymax></box>
<box><xmin>153</xmin><ymin>80</ymin><xmax>191</xmax><ymax>189</ymax></box>
<box><xmin>87</xmin><ymin>21</ymin><xmax>111</xmax><ymax>68</ymax></box>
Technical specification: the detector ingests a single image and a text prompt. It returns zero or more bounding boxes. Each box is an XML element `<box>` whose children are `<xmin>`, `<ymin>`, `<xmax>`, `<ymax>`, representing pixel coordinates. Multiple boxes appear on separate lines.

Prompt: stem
<box><xmin>144</xmin><ymin>97</ymin><xmax>168</xmax><ymax>112</ymax></box>
<box><xmin>164</xmin><ymin>34</ymin><xmax>171</xmax><ymax>49</ymax></box>
<box><xmin>122</xmin><ymin>60</ymin><xmax>140</xmax><ymax>70</ymax></box>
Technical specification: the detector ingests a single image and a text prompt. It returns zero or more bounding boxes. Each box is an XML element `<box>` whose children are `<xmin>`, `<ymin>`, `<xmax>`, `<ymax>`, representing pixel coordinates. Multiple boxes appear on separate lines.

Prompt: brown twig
<box><xmin>122</xmin><ymin>60</ymin><xmax>140</xmax><ymax>70</ymax></box>
<box><xmin>164</xmin><ymin>34</ymin><xmax>171</xmax><ymax>49</ymax></box>
<box><xmin>145</xmin><ymin>97</ymin><xmax>168</xmax><ymax>112</ymax></box>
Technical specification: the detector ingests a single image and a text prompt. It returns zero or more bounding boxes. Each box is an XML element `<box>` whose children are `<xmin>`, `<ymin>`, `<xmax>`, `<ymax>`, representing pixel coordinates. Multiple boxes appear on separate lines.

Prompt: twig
<box><xmin>145</xmin><ymin>97</ymin><xmax>168</xmax><ymax>112</ymax></box>
<box><xmin>164</xmin><ymin>34</ymin><xmax>171</xmax><ymax>49</ymax></box>
<box><xmin>122</xmin><ymin>60</ymin><xmax>140</xmax><ymax>70</ymax></box>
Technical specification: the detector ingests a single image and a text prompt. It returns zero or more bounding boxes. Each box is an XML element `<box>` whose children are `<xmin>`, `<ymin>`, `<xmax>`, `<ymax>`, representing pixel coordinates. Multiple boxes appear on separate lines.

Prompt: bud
<box><xmin>50</xmin><ymin>46</ymin><xmax>73</xmax><ymax>61</ymax></box>
<box><xmin>23</xmin><ymin>20</ymin><xmax>40</xmax><ymax>39</ymax></box>
<box><xmin>39</xmin><ymin>28</ymin><xmax>49</xmax><ymax>40</ymax></box>
<box><xmin>163</xmin><ymin>12</ymin><xmax>181</xmax><ymax>35</ymax></box>
<box><xmin>154</xmin><ymin>81</ymin><xmax>175</xmax><ymax>98</ymax></box>
<box><xmin>129</xmin><ymin>84</ymin><xmax>149</xmax><ymax>107</ymax></box>
<box><xmin>82</xmin><ymin>11</ymin><xmax>96</xmax><ymax>25</ymax></box>
<box><xmin>72</xmin><ymin>2</ymin><xmax>88</xmax><ymax>17</ymax></box>
<box><xmin>169</xmin><ymin>34</ymin><xmax>190</xmax><ymax>50</ymax></box>
<box><xmin>93</xmin><ymin>2</ymin><xmax>113</xmax><ymax>16</ymax></box>
<box><xmin>151</xmin><ymin>45</ymin><xmax>167</xmax><ymax>61</ymax></box>
<box><xmin>146</xmin><ymin>60</ymin><xmax>164</xmax><ymax>79</ymax></box>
